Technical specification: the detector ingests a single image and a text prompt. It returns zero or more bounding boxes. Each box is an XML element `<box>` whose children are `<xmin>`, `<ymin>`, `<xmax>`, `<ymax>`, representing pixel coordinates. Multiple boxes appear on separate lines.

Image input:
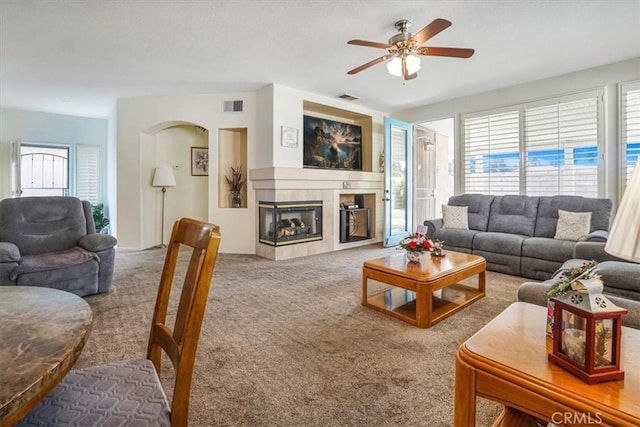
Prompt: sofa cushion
<box><xmin>535</xmin><ymin>195</ymin><xmax>612</xmax><ymax>238</ymax></box>
<box><xmin>447</xmin><ymin>194</ymin><xmax>494</xmax><ymax>231</ymax></box>
<box><xmin>442</xmin><ymin>205</ymin><xmax>469</xmax><ymax>230</ymax></box>
<box><xmin>522</xmin><ymin>237</ymin><xmax>576</xmax><ymax>262</ymax></box>
<box><xmin>10</xmin><ymin>247</ymin><xmax>99</xmax><ymax>280</ymax></box>
<box><xmin>554</xmin><ymin>210</ymin><xmax>592</xmax><ymax>241</ymax></box>
<box><xmin>433</xmin><ymin>228</ymin><xmax>479</xmax><ymax>249</ymax></box>
<box><xmin>0</xmin><ymin>197</ymin><xmax>88</xmax><ymax>255</ymax></box>
<box><xmin>487</xmin><ymin>195</ymin><xmax>539</xmax><ymax>236</ymax></box>
<box><xmin>473</xmin><ymin>232</ymin><xmax>527</xmax><ymax>256</ymax></box>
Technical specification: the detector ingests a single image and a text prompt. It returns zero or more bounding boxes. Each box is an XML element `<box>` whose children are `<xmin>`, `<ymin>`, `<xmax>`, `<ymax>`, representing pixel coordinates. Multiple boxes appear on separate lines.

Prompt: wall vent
<box><xmin>223</xmin><ymin>100</ymin><xmax>244</xmax><ymax>112</ymax></box>
<box><xmin>336</xmin><ymin>93</ymin><xmax>359</xmax><ymax>101</ymax></box>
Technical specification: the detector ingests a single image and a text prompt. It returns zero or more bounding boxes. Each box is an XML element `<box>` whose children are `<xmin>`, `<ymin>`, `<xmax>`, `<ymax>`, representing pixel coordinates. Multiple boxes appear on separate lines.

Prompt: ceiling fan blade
<box><xmin>410</xmin><ymin>18</ymin><xmax>452</xmax><ymax>45</ymax></box>
<box><xmin>347</xmin><ymin>39</ymin><xmax>391</xmax><ymax>49</ymax></box>
<box><xmin>416</xmin><ymin>46</ymin><xmax>475</xmax><ymax>58</ymax></box>
<box><xmin>347</xmin><ymin>54</ymin><xmax>391</xmax><ymax>75</ymax></box>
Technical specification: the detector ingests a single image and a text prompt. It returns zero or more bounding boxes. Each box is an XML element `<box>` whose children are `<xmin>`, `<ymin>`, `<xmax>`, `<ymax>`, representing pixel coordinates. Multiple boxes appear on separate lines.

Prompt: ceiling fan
<box><xmin>347</xmin><ymin>18</ymin><xmax>474</xmax><ymax>81</ymax></box>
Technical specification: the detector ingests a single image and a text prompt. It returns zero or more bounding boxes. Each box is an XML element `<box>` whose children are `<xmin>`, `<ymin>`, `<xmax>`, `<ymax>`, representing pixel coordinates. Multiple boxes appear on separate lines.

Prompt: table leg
<box><xmin>478</xmin><ymin>269</ymin><xmax>486</xmax><ymax>294</ymax></box>
<box><xmin>454</xmin><ymin>350</ymin><xmax>476</xmax><ymax>426</ymax></box>
<box><xmin>361</xmin><ymin>269</ymin><xmax>368</xmax><ymax>306</ymax></box>
<box><xmin>415</xmin><ymin>284</ymin><xmax>431</xmax><ymax>328</ymax></box>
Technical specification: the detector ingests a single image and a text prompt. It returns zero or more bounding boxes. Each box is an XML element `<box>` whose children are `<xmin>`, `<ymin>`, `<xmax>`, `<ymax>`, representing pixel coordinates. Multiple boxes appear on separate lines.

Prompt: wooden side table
<box><xmin>454</xmin><ymin>302</ymin><xmax>640</xmax><ymax>426</ymax></box>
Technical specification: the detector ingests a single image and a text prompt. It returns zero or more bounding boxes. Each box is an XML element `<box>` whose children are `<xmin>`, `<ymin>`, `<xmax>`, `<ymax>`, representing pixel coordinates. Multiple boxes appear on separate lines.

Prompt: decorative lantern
<box><xmin>548</xmin><ymin>277</ymin><xmax>627</xmax><ymax>384</ymax></box>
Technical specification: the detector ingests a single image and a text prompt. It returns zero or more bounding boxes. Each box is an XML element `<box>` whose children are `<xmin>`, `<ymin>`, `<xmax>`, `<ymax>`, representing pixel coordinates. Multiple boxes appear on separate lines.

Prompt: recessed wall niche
<box><xmin>302</xmin><ymin>101</ymin><xmax>373</xmax><ymax>172</ymax></box>
<box><xmin>218</xmin><ymin>128</ymin><xmax>248</xmax><ymax>208</ymax></box>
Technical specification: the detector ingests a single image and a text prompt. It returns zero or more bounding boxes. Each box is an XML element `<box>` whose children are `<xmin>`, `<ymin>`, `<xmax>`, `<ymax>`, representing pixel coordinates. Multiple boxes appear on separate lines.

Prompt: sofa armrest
<box><xmin>574</xmin><ymin>241</ymin><xmax>627</xmax><ymax>262</ymax></box>
<box><xmin>423</xmin><ymin>218</ymin><xmax>443</xmax><ymax>240</ymax></box>
<box><xmin>583</xmin><ymin>230</ymin><xmax>608</xmax><ymax>242</ymax></box>
<box><xmin>78</xmin><ymin>233</ymin><xmax>117</xmax><ymax>252</ymax></box>
<box><xmin>596</xmin><ymin>261</ymin><xmax>640</xmax><ymax>293</ymax></box>
<box><xmin>0</xmin><ymin>242</ymin><xmax>20</xmax><ymax>262</ymax></box>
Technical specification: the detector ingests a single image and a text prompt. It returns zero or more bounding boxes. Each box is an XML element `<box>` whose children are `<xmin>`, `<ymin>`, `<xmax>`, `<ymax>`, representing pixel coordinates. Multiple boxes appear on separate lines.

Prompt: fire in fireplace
<box><xmin>258</xmin><ymin>201</ymin><xmax>322</xmax><ymax>246</ymax></box>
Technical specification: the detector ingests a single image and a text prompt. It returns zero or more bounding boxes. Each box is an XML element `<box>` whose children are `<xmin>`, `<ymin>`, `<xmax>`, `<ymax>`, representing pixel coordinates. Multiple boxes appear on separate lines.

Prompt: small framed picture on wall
<box><xmin>191</xmin><ymin>147</ymin><xmax>209</xmax><ymax>176</ymax></box>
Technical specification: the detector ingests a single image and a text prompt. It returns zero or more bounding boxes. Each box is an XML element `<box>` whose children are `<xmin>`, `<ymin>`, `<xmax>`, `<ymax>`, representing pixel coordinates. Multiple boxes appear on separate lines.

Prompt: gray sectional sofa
<box><xmin>0</xmin><ymin>196</ymin><xmax>117</xmax><ymax>296</ymax></box>
<box><xmin>423</xmin><ymin>194</ymin><xmax>613</xmax><ymax>280</ymax></box>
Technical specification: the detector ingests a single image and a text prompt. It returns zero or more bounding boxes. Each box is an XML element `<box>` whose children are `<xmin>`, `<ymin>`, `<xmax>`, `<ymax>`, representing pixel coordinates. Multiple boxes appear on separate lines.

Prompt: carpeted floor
<box><xmin>79</xmin><ymin>244</ymin><xmax>528</xmax><ymax>426</ymax></box>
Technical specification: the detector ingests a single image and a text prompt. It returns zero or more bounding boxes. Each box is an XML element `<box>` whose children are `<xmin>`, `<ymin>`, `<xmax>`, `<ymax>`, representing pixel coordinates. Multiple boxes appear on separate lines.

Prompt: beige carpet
<box><xmin>79</xmin><ymin>244</ymin><xmax>527</xmax><ymax>426</ymax></box>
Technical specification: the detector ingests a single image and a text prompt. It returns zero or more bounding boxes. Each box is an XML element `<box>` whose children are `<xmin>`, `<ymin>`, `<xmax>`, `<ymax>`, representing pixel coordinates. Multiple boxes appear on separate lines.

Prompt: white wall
<box><xmin>116</xmin><ymin>92</ymin><xmax>257</xmax><ymax>252</ymax></box>
<box><xmin>394</xmin><ymin>58</ymin><xmax>640</xmax><ymax>204</ymax></box>
<box><xmin>0</xmin><ymin>108</ymin><xmax>110</xmax><ymax>208</ymax></box>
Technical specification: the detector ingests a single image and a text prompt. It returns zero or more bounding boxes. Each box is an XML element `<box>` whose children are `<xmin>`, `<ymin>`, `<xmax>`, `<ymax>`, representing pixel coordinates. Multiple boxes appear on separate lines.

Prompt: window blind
<box><xmin>76</xmin><ymin>145</ymin><xmax>100</xmax><ymax>204</ymax></box>
<box><xmin>462</xmin><ymin>90</ymin><xmax>601</xmax><ymax>197</ymax></box>
<box><xmin>524</xmin><ymin>98</ymin><xmax>599</xmax><ymax>197</ymax></box>
<box><xmin>463</xmin><ymin>110</ymin><xmax>520</xmax><ymax>195</ymax></box>
<box><xmin>622</xmin><ymin>82</ymin><xmax>640</xmax><ymax>190</ymax></box>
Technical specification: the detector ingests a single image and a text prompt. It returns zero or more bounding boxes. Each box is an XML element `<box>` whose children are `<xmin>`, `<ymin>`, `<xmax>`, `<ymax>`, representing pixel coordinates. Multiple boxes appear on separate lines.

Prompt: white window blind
<box><xmin>76</xmin><ymin>145</ymin><xmax>100</xmax><ymax>204</ymax></box>
<box><xmin>462</xmin><ymin>90</ymin><xmax>601</xmax><ymax>197</ymax></box>
<box><xmin>463</xmin><ymin>110</ymin><xmax>520</xmax><ymax>195</ymax></box>
<box><xmin>621</xmin><ymin>82</ymin><xmax>640</xmax><ymax>190</ymax></box>
<box><xmin>524</xmin><ymin>98</ymin><xmax>599</xmax><ymax>197</ymax></box>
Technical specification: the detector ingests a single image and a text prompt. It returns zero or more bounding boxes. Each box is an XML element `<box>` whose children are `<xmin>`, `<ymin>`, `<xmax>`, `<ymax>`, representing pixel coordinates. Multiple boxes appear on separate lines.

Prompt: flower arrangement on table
<box><xmin>399</xmin><ymin>232</ymin><xmax>442</xmax><ymax>262</ymax></box>
<box><xmin>545</xmin><ymin>260</ymin><xmax>600</xmax><ymax>298</ymax></box>
<box><xmin>399</xmin><ymin>232</ymin><xmax>433</xmax><ymax>253</ymax></box>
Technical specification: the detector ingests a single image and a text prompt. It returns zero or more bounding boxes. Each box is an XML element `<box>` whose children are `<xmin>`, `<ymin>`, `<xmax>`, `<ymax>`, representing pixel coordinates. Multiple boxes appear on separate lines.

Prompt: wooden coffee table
<box><xmin>361</xmin><ymin>251</ymin><xmax>486</xmax><ymax>328</ymax></box>
<box><xmin>455</xmin><ymin>302</ymin><xmax>640</xmax><ymax>426</ymax></box>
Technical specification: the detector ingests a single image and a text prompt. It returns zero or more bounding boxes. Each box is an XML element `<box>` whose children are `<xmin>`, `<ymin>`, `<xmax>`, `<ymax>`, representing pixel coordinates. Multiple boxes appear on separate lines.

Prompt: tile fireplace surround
<box><xmin>251</xmin><ymin>167</ymin><xmax>384</xmax><ymax>260</ymax></box>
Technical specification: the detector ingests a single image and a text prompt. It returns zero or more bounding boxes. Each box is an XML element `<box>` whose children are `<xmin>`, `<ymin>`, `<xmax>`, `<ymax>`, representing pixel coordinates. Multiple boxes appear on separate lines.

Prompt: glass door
<box><xmin>384</xmin><ymin>117</ymin><xmax>412</xmax><ymax>246</ymax></box>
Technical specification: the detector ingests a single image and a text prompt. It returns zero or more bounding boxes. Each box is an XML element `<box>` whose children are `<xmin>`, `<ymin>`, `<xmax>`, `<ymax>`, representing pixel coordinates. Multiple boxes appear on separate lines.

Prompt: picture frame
<box><xmin>281</xmin><ymin>126</ymin><xmax>299</xmax><ymax>148</ymax></box>
<box><xmin>191</xmin><ymin>147</ymin><xmax>209</xmax><ymax>176</ymax></box>
<box><xmin>303</xmin><ymin>115</ymin><xmax>362</xmax><ymax>170</ymax></box>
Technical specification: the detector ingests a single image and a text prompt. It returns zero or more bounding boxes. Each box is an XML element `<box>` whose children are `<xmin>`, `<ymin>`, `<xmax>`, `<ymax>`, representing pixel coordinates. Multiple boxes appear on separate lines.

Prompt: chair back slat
<box><xmin>146</xmin><ymin>217</ymin><xmax>221</xmax><ymax>426</ymax></box>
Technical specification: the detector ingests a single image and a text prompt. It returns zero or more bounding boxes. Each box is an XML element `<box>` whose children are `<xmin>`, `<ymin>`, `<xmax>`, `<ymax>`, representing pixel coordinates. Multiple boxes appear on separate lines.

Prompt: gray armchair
<box><xmin>0</xmin><ymin>196</ymin><xmax>117</xmax><ymax>296</ymax></box>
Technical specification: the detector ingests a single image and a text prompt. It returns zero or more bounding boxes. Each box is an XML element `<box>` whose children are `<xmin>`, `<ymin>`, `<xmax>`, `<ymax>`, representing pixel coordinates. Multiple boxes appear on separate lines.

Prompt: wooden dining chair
<box><xmin>18</xmin><ymin>217</ymin><xmax>221</xmax><ymax>427</ymax></box>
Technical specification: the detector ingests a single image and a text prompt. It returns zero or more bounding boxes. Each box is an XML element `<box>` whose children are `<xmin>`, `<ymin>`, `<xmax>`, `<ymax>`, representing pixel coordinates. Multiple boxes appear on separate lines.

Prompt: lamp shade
<box><xmin>386</xmin><ymin>56</ymin><xmax>402</xmax><ymax>77</ymax></box>
<box><xmin>605</xmin><ymin>160</ymin><xmax>640</xmax><ymax>262</ymax></box>
<box><xmin>152</xmin><ymin>166</ymin><xmax>176</xmax><ymax>187</ymax></box>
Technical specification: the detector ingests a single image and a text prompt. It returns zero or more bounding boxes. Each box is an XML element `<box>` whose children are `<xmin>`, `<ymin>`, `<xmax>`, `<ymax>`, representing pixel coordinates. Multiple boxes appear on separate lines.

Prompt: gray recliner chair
<box><xmin>0</xmin><ymin>196</ymin><xmax>117</xmax><ymax>296</ymax></box>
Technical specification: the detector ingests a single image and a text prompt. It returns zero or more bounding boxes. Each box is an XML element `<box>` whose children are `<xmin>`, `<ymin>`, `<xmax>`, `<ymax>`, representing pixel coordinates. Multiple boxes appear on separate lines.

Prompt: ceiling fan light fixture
<box><xmin>406</xmin><ymin>53</ymin><xmax>421</xmax><ymax>74</ymax></box>
<box><xmin>386</xmin><ymin>56</ymin><xmax>403</xmax><ymax>77</ymax></box>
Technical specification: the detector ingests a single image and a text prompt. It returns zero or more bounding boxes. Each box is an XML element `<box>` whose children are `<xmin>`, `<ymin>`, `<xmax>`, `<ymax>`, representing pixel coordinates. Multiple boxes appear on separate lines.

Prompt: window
<box><xmin>524</xmin><ymin>97</ymin><xmax>599</xmax><ymax>197</ymax></box>
<box><xmin>20</xmin><ymin>145</ymin><xmax>69</xmax><ymax>197</ymax></box>
<box><xmin>463</xmin><ymin>110</ymin><xmax>519</xmax><ymax>195</ymax></box>
<box><xmin>621</xmin><ymin>81</ymin><xmax>640</xmax><ymax>191</ymax></box>
<box><xmin>18</xmin><ymin>142</ymin><xmax>101</xmax><ymax>203</ymax></box>
<box><xmin>462</xmin><ymin>91</ymin><xmax>602</xmax><ymax>197</ymax></box>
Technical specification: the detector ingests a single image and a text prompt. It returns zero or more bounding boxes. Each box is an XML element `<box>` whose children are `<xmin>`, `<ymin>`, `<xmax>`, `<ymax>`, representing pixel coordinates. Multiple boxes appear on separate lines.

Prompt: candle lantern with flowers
<box><xmin>547</xmin><ymin>272</ymin><xmax>627</xmax><ymax>384</ymax></box>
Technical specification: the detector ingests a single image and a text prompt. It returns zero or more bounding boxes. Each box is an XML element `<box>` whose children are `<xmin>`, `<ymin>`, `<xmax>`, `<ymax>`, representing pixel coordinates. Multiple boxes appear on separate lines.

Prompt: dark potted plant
<box><xmin>91</xmin><ymin>203</ymin><xmax>110</xmax><ymax>233</ymax></box>
<box><xmin>225</xmin><ymin>165</ymin><xmax>246</xmax><ymax>208</ymax></box>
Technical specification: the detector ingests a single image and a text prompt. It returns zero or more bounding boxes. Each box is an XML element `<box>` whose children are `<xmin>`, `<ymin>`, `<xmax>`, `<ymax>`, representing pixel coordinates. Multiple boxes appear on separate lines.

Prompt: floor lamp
<box><xmin>152</xmin><ymin>165</ymin><xmax>176</xmax><ymax>248</ymax></box>
<box><xmin>605</xmin><ymin>159</ymin><xmax>640</xmax><ymax>262</ymax></box>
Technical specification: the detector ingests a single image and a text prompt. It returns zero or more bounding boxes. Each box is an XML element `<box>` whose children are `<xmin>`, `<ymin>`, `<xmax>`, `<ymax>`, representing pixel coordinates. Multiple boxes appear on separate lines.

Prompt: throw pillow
<box><xmin>554</xmin><ymin>210</ymin><xmax>592</xmax><ymax>241</ymax></box>
<box><xmin>442</xmin><ymin>205</ymin><xmax>469</xmax><ymax>230</ymax></box>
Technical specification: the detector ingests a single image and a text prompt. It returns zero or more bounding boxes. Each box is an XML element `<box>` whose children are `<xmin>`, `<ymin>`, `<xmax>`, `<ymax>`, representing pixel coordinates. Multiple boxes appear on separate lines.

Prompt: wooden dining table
<box><xmin>0</xmin><ymin>286</ymin><xmax>93</xmax><ymax>426</ymax></box>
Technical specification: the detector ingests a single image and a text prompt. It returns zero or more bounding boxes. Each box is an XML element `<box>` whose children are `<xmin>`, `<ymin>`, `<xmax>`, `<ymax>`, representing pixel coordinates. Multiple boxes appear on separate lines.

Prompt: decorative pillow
<box><xmin>554</xmin><ymin>210</ymin><xmax>592</xmax><ymax>241</ymax></box>
<box><xmin>442</xmin><ymin>205</ymin><xmax>469</xmax><ymax>230</ymax></box>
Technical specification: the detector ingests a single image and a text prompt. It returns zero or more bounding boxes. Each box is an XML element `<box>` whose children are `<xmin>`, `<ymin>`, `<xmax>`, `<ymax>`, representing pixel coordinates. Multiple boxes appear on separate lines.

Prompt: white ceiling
<box><xmin>1</xmin><ymin>0</ymin><xmax>639</xmax><ymax>119</ymax></box>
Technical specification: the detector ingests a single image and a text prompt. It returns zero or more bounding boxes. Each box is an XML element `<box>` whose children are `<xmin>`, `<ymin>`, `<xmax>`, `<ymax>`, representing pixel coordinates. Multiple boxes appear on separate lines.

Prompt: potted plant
<box><xmin>91</xmin><ymin>203</ymin><xmax>110</xmax><ymax>233</ymax></box>
<box><xmin>225</xmin><ymin>165</ymin><xmax>246</xmax><ymax>208</ymax></box>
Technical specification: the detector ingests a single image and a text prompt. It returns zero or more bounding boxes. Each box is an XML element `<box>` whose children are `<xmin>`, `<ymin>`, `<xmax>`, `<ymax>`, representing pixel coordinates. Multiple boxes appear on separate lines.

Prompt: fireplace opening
<box><xmin>259</xmin><ymin>201</ymin><xmax>322</xmax><ymax>246</ymax></box>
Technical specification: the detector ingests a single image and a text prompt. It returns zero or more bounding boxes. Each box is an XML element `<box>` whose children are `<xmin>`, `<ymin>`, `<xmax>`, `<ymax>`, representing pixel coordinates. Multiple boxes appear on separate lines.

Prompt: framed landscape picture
<box><xmin>303</xmin><ymin>115</ymin><xmax>362</xmax><ymax>170</ymax></box>
<box><xmin>191</xmin><ymin>147</ymin><xmax>209</xmax><ymax>176</ymax></box>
